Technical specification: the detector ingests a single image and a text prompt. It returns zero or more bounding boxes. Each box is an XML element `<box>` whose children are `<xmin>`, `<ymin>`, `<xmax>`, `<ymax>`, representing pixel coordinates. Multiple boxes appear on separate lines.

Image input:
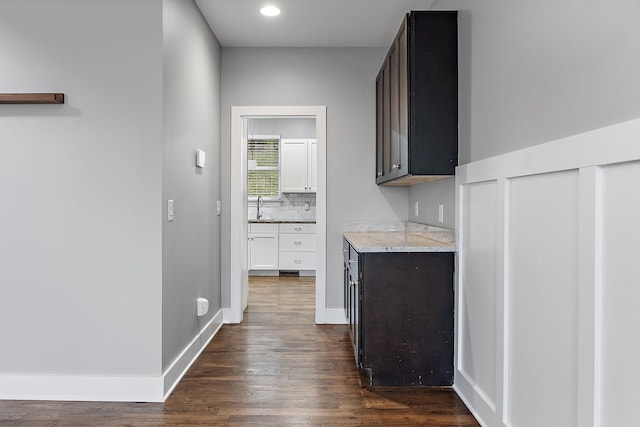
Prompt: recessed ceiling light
<box><xmin>260</xmin><ymin>5</ymin><xmax>280</xmax><ymax>17</ymax></box>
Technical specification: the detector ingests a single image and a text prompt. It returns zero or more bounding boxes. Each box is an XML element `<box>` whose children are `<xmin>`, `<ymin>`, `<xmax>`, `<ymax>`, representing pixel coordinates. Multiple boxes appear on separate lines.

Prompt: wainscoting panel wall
<box><xmin>455</xmin><ymin>118</ymin><xmax>640</xmax><ymax>427</ymax></box>
<box><xmin>600</xmin><ymin>161</ymin><xmax>640</xmax><ymax>426</ymax></box>
<box><xmin>458</xmin><ymin>180</ymin><xmax>498</xmax><ymax>418</ymax></box>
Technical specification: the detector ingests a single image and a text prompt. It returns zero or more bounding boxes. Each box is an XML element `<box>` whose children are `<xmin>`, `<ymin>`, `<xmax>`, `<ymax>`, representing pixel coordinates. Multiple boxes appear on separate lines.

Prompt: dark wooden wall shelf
<box><xmin>0</xmin><ymin>93</ymin><xmax>65</xmax><ymax>104</ymax></box>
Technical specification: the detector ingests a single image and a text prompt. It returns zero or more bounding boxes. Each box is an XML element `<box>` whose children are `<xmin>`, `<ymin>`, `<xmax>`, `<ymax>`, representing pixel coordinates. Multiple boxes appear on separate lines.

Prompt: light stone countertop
<box><xmin>343</xmin><ymin>222</ymin><xmax>455</xmax><ymax>253</ymax></box>
<box><xmin>249</xmin><ymin>219</ymin><xmax>316</xmax><ymax>224</ymax></box>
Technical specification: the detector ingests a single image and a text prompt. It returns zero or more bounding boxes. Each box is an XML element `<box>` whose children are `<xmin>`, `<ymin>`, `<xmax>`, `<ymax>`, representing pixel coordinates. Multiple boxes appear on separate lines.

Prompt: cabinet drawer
<box><xmin>278</xmin><ymin>251</ymin><xmax>316</xmax><ymax>270</ymax></box>
<box><xmin>279</xmin><ymin>223</ymin><xmax>316</xmax><ymax>234</ymax></box>
<box><xmin>279</xmin><ymin>233</ymin><xmax>316</xmax><ymax>252</ymax></box>
<box><xmin>249</xmin><ymin>223</ymin><xmax>279</xmax><ymax>233</ymax></box>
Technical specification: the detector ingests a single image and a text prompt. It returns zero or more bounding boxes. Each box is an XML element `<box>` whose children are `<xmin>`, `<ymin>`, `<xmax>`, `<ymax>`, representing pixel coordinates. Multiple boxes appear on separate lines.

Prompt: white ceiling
<box><xmin>195</xmin><ymin>0</ymin><xmax>436</xmax><ymax>47</ymax></box>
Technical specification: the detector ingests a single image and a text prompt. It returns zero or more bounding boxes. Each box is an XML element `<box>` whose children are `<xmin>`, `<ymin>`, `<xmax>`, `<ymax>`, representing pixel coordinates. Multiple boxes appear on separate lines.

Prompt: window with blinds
<box><xmin>247</xmin><ymin>136</ymin><xmax>280</xmax><ymax>198</ymax></box>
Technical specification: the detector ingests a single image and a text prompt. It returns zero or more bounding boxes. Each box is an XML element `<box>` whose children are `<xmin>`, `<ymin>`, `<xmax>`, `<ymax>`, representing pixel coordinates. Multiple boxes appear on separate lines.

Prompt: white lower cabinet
<box><xmin>278</xmin><ymin>223</ymin><xmax>316</xmax><ymax>271</ymax></box>
<box><xmin>248</xmin><ymin>223</ymin><xmax>279</xmax><ymax>270</ymax></box>
<box><xmin>248</xmin><ymin>222</ymin><xmax>316</xmax><ymax>273</ymax></box>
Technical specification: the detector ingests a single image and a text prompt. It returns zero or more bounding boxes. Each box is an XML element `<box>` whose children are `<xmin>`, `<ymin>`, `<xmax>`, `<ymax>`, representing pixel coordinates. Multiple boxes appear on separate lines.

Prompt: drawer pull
<box><xmin>294</xmin><ymin>227</ymin><xmax>302</xmax><ymax>231</ymax></box>
<box><xmin>294</xmin><ymin>259</ymin><xmax>302</xmax><ymax>264</ymax></box>
<box><xmin>294</xmin><ymin>241</ymin><xmax>302</xmax><ymax>245</ymax></box>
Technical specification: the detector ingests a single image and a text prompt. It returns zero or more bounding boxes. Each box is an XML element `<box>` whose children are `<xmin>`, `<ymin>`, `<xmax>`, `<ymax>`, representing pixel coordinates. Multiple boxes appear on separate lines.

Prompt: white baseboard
<box><xmin>248</xmin><ymin>270</ymin><xmax>279</xmax><ymax>276</ymax></box>
<box><xmin>0</xmin><ymin>309</ymin><xmax>224</xmax><ymax>403</ymax></box>
<box><xmin>299</xmin><ymin>270</ymin><xmax>316</xmax><ymax>277</ymax></box>
<box><xmin>323</xmin><ymin>308</ymin><xmax>347</xmax><ymax>324</ymax></box>
<box><xmin>223</xmin><ymin>307</ymin><xmax>240</xmax><ymax>324</ymax></box>
<box><xmin>162</xmin><ymin>309</ymin><xmax>224</xmax><ymax>400</ymax></box>
<box><xmin>0</xmin><ymin>374</ymin><xmax>164</xmax><ymax>402</ymax></box>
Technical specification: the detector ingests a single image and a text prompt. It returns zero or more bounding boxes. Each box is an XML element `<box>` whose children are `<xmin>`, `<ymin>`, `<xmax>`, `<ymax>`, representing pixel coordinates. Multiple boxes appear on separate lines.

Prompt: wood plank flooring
<box><xmin>0</xmin><ymin>276</ymin><xmax>478</xmax><ymax>426</ymax></box>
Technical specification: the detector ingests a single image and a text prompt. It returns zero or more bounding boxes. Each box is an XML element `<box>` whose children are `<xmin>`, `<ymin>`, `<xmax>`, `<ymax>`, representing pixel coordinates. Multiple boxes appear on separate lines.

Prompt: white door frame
<box><xmin>229</xmin><ymin>106</ymin><xmax>327</xmax><ymax>324</ymax></box>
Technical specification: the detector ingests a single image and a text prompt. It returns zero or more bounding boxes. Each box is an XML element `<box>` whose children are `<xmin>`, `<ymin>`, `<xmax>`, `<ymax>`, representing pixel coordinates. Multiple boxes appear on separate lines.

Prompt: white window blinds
<box><xmin>247</xmin><ymin>136</ymin><xmax>280</xmax><ymax>198</ymax></box>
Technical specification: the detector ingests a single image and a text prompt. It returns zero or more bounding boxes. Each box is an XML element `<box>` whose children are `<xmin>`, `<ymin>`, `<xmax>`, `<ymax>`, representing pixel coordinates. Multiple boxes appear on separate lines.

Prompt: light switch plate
<box><xmin>216</xmin><ymin>200</ymin><xmax>221</xmax><ymax>216</ymax></box>
<box><xmin>438</xmin><ymin>204</ymin><xmax>444</xmax><ymax>223</ymax></box>
<box><xmin>196</xmin><ymin>149</ymin><xmax>206</xmax><ymax>168</ymax></box>
<box><xmin>415</xmin><ymin>201</ymin><xmax>419</xmax><ymax>216</ymax></box>
<box><xmin>168</xmin><ymin>200</ymin><xmax>174</xmax><ymax>221</ymax></box>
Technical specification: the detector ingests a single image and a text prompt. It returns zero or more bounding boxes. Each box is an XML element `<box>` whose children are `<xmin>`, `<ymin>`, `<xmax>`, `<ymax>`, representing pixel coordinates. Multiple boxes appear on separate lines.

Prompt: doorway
<box><xmin>229</xmin><ymin>106</ymin><xmax>327</xmax><ymax>324</ymax></box>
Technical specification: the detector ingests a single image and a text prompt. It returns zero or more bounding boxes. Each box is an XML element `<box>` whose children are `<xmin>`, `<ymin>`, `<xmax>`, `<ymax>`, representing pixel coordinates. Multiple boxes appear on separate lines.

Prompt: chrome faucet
<box><xmin>256</xmin><ymin>195</ymin><xmax>264</xmax><ymax>220</ymax></box>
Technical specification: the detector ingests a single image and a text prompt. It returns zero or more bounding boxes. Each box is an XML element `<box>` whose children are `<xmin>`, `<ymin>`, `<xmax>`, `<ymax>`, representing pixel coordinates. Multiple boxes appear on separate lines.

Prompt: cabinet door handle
<box><xmin>349</xmin><ymin>280</ymin><xmax>358</xmax><ymax>287</ymax></box>
<box><xmin>377</xmin><ymin>171</ymin><xmax>383</xmax><ymax>177</ymax></box>
<box><xmin>392</xmin><ymin>163</ymin><xmax>401</xmax><ymax>170</ymax></box>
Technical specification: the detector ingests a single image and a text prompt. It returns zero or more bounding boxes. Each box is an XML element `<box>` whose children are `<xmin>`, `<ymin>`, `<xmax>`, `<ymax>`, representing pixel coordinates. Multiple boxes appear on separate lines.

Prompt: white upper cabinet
<box><xmin>281</xmin><ymin>139</ymin><xmax>317</xmax><ymax>193</ymax></box>
<box><xmin>308</xmin><ymin>139</ymin><xmax>317</xmax><ymax>192</ymax></box>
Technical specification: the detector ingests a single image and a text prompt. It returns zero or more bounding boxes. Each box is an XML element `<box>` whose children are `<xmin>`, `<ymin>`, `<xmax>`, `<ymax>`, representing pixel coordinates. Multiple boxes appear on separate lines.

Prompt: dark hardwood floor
<box><xmin>0</xmin><ymin>276</ymin><xmax>478</xmax><ymax>426</ymax></box>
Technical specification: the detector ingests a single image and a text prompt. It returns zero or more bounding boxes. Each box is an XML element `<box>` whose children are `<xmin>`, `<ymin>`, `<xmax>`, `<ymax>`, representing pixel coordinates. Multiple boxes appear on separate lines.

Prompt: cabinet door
<box><xmin>308</xmin><ymin>140</ymin><xmax>317</xmax><ymax>192</ymax></box>
<box><xmin>278</xmin><ymin>251</ymin><xmax>316</xmax><ymax>270</ymax></box>
<box><xmin>281</xmin><ymin>139</ymin><xmax>308</xmax><ymax>192</ymax></box>
<box><xmin>397</xmin><ymin>17</ymin><xmax>409</xmax><ymax>175</ymax></box>
<box><xmin>389</xmin><ymin>40</ymin><xmax>400</xmax><ymax>176</ymax></box>
<box><xmin>348</xmin><ymin>246</ymin><xmax>361</xmax><ymax>365</ymax></box>
<box><xmin>249</xmin><ymin>233</ymin><xmax>279</xmax><ymax>270</ymax></box>
<box><xmin>349</xmin><ymin>264</ymin><xmax>360</xmax><ymax>365</ymax></box>
<box><xmin>375</xmin><ymin>71</ymin><xmax>385</xmax><ymax>180</ymax></box>
<box><xmin>279</xmin><ymin>233</ymin><xmax>316</xmax><ymax>252</ymax></box>
<box><xmin>382</xmin><ymin>57</ymin><xmax>392</xmax><ymax>177</ymax></box>
<box><xmin>343</xmin><ymin>239</ymin><xmax>350</xmax><ymax>324</ymax></box>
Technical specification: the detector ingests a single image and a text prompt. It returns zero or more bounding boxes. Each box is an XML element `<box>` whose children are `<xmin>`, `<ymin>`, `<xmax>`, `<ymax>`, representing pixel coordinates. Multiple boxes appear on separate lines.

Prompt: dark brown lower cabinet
<box><xmin>344</xmin><ymin>239</ymin><xmax>454</xmax><ymax>387</ymax></box>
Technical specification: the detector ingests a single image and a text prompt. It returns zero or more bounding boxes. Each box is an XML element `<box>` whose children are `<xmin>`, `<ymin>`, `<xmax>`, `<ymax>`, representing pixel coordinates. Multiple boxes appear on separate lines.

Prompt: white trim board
<box><xmin>0</xmin><ymin>309</ymin><xmax>224</xmax><ymax>402</ymax></box>
<box><xmin>229</xmin><ymin>106</ymin><xmax>327</xmax><ymax>325</ymax></box>
<box><xmin>454</xmin><ymin>117</ymin><xmax>640</xmax><ymax>427</ymax></box>
<box><xmin>0</xmin><ymin>374</ymin><xmax>164</xmax><ymax>403</ymax></box>
<box><xmin>162</xmin><ymin>309</ymin><xmax>224</xmax><ymax>400</ymax></box>
<box><xmin>324</xmin><ymin>308</ymin><xmax>347</xmax><ymax>325</ymax></box>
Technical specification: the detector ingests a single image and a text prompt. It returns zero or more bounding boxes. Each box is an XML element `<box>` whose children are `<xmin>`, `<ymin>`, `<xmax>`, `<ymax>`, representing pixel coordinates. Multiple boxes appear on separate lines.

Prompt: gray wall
<box><xmin>408</xmin><ymin>178</ymin><xmax>455</xmax><ymax>229</ymax></box>
<box><xmin>248</xmin><ymin>118</ymin><xmax>316</xmax><ymax>139</ymax></box>
<box><xmin>410</xmin><ymin>0</ymin><xmax>640</xmax><ymax>228</ymax></box>
<box><xmin>435</xmin><ymin>0</ymin><xmax>640</xmax><ymax>164</ymax></box>
<box><xmin>221</xmin><ymin>47</ymin><xmax>408</xmax><ymax>309</ymax></box>
<box><xmin>0</xmin><ymin>0</ymin><xmax>163</xmax><ymax>375</ymax></box>
<box><xmin>162</xmin><ymin>0</ymin><xmax>222</xmax><ymax>371</ymax></box>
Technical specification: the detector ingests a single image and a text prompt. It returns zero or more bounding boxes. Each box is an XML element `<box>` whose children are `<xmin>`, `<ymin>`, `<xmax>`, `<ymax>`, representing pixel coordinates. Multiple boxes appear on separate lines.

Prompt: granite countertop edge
<box><xmin>249</xmin><ymin>219</ymin><xmax>316</xmax><ymax>224</ymax></box>
<box><xmin>343</xmin><ymin>222</ymin><xmax>456</xmax><ymax>253</ymax></box>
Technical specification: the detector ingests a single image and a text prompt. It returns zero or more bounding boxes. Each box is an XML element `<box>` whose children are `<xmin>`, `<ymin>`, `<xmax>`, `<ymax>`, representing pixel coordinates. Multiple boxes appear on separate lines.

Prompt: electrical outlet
<box><xmin>414</xmin><ymin>201</ymin><xmax>419</xmax><ymax>216</ymax></box>
<box><xmin>438</xmin><ymin>204</ymin><xmax>444</xmax><ymax>223</ymax></box>
<box><xmin>168</xmin><ymin>200</ymin><xmax>174</xmax><ymax>222</ymax></box>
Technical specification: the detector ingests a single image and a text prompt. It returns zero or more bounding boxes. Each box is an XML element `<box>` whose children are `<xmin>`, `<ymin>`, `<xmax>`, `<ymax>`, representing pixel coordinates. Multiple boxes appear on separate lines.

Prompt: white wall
<box><xmin>455</xmin><ymin>119</ymin><xmax>640</xmax><ymax>427</ymax></box>
<box><xmin>220</xmin><ymin>48</ymin><xmax>407</xmax><ymax>309</ymax></box>
<box><xmin>162</xmin><ymin>0</ymin><xmax>222</xmax><ymax>374</ymax></box>
<box><xmin>0</xmin><ymin>0</ymin><xmax>164</xmax><ymax>399</ymax></box>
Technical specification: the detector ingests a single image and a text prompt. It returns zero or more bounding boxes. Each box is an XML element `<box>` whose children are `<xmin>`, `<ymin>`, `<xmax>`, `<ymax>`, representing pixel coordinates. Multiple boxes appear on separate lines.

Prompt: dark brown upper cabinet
<box><xmin>376</xmin><ymin>11</ymin><xmax>458</xmax><ymax>186</ymax></box>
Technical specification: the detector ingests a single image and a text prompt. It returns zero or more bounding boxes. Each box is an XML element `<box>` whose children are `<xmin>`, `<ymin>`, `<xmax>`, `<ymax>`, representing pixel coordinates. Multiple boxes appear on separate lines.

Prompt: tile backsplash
<box><xmin>249</xmin><ymin>193</ymin><xmax>316</xmax><ymax>220</ymax></box>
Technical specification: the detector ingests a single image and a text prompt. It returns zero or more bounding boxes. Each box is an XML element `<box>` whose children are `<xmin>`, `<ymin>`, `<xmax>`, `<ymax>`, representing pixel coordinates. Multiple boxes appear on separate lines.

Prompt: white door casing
<box><xmin>228</xmin><ymin>106</ymin><xmax>327</xmax><ymax>324</ymax></box>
